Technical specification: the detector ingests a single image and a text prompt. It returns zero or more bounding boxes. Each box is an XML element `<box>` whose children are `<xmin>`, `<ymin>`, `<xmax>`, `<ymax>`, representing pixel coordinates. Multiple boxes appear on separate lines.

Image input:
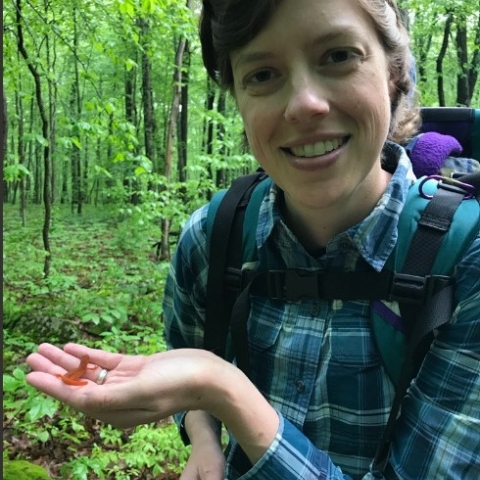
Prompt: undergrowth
<box><xmin>3</xmin><ymin>203</ymin><xmax>190</xmax><ymax>479</ymax></box>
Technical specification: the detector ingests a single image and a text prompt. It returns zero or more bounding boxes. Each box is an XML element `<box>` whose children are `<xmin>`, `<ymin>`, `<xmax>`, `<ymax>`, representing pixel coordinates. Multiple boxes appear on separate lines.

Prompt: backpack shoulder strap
<box><xmin>371</xmin><ymin>172</ymin><xmax>480</xmax><ymax>384</ymax></box>
<box><xmin>372</xmin><ymin>171</ymin><xmax>480</xmax><ymax>475</ymax></box>
<box><xmin>204</xmin><ymin>172</ymin><xmax>269</xmax><ymax>357</ymax></box>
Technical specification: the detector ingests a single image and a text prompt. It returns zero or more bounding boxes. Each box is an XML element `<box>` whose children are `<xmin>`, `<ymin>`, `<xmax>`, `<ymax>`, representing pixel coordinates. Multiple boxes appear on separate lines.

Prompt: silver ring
<box><xmin>96</xmin><ymin>368</ymin><xmax>109</xmax><ymax>385</ymax></box>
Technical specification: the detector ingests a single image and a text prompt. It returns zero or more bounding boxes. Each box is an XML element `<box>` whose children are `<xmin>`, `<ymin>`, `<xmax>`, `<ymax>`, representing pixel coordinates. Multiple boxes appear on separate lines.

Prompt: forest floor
<box><xmin>3</xmin><ymin>203</ymin><xmax>188</xmax><ymax>479</ymax></box>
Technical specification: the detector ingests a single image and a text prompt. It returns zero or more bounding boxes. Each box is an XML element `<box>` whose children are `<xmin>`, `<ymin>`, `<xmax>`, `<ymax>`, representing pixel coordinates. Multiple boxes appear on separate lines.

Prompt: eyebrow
<box><xmin>233</xmin><ymin>51</ymin><xmax>276</xmax><ymax>69</ymax></box>
<box><xmin>233</xmin><ymin>29</ymin><xmax>355</xmax><ymax>69</ymax></box>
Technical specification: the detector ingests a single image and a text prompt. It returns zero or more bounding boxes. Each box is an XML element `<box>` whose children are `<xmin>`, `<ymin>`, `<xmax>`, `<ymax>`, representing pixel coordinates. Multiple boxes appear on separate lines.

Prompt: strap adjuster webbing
<box><xmin>390</xmin><ymin>273</ymin><xmax>452</xmax><ymax>304</ymax></box>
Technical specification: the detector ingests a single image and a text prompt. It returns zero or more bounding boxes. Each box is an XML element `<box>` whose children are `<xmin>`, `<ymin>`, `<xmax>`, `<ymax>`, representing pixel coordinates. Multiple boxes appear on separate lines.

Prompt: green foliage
<box><xmin>3</xmin><ymin>164</ymin><xmax>32</xmax><ymax>182</ymax></box>
<box><xmin>3</xmin><ymin>204</ymin><xmax>189</xmax><ymax>478</ymax></box>
<box><xmin>3</xmin><ymin>460</ymin><xmax>51</xmax><ymax>480</ymax></box>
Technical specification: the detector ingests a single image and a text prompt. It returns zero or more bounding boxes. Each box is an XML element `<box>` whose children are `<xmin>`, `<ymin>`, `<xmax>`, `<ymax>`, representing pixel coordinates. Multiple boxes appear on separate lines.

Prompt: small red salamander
<box><xmin>55</xmin><ymin>354</ymin><xmax>96</xmax><ymax>386</ymax></box>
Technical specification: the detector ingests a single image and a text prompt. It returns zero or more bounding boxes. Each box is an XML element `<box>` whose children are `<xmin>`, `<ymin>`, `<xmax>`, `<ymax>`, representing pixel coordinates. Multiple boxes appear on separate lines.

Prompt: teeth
<box><xmin>290</xmin><ymin>138</ymin><xmax>342</xmax><ymax>158</ymax></box>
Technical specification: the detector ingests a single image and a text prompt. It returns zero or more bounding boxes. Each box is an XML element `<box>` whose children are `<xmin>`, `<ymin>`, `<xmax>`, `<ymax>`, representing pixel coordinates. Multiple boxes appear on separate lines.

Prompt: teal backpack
<box><xmin>202</xmin><ymin>107</ymin><xmax>480</xmax><ymax>474</ymax></box>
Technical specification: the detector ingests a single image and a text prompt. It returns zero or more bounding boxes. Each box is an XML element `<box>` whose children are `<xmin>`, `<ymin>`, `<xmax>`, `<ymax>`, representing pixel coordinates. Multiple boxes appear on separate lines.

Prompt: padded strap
<box><xmin>204</xmin><ymin>172</ymin><xmax>266</xmax><ymax>357</ymax></box>
<box><xmin>372</xmin><ymin>180</ymin><xmax>472</xmax><ymax>475</ymax></box>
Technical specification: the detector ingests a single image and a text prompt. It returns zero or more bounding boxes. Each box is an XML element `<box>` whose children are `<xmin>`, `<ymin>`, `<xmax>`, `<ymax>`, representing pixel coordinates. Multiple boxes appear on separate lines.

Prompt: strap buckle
<box><xmin>267</xmin><ymin>270</ymin><xmax>319</xmax><ymax>302</ymax></box>
<box><xmin>391</xmin><ymin>273</ymin><xmax>428</xmax><ymax>303</ymax></box>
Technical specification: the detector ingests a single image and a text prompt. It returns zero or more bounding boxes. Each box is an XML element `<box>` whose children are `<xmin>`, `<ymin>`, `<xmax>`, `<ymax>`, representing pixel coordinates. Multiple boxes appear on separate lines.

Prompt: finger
<box><xmin>26</xmin><ymin>370</ymin><xmax>165</xmax><ymax>427</ymax></box>
<box><xmin>27</xmin><ymin>345</ymin><xmax>83</xmax><ymax>376</ymax></box>
<box><xmin>63</xmin><ymin>343</ymin><xmax>125</xmax><ymax>371</ymax></box>
<box><xmin>32</xmin><ymin>342</ymin><xmax>124</xmax><ymax>374</ymax></box>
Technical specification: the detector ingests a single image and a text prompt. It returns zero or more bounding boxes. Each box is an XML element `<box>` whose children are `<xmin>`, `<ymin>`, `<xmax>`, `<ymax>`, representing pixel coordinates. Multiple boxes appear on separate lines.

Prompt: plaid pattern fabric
<box><xmin>163</xmin><ymin>143</ymin><xmax>480</xmax><ymax>480</ymax></box>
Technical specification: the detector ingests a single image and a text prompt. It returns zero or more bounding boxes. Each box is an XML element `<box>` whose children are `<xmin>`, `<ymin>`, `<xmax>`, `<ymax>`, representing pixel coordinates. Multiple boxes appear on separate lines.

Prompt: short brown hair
<box><xmin>199</xmin><ymin>0</ymin><xmax>420</xmax><ymax>143</ymax></box>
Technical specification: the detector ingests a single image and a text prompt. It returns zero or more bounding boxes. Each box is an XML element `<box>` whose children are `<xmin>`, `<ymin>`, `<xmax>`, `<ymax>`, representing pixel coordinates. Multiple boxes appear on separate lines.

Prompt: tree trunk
<box><xmin>71</xmin><ymin>3</ymin><xmax>83</xmax><ymax>214</ymax></box>
<box><xmin>455</xmin><ymin>15</ymin><xmax>470</xmax><ymax>106</ymax></box>
<box><xmin>416</xmin><ymin>31</ymin><xmax>432</xmax><ymax>87</ymax></box>
<box><xmin>140</xmin><ymin>18</ymin><xmax>156</xmax><ymax>172</ymax></box>
<box><xmin>468</xmin><ymin>13</ymin><xmax>480</xmax><ymax>104</ymax></box>
<box><xmin>45</xmin><ymin>0</ymin><xmax>57</xmax><ymax>206</ymax></box>
<box><xmin>34</xmin><ymin>142</ymin><xmax>42</xmax><ymax>204</ymax></box>
<box><xmin>70</xmin><ymin>82</ymin><xmax>82</xmax><ymax>214</ymax></box>
<box><xmin>15</xmin><ymin>86</ymin><xmax>27</xmax><ymax>226</ymax></box>
<box><xmin>125</xmin><ymin>68</ymin><xmax>137</xmax><ymax>127</ymax></box>
<box><xmin>159</xmin><ymin>35</ymin><xmax>187</xmax><ymax>260</ymax></box>
<box><xmin>83</xmin><ymin>137</ymin><xmax>89</xmax><ymax>203</ymax></box>
<box><xmin>436</xmin><ymin>13</ymin><xmax>453</xmax><ymax>107</ymax></box>
<box><xmin>26</xmin><ymin>96</ymin><xmax>35</xmax><ymax>199</ymax></box>
<box><xmin>2</xmin><ymin>91</ymin><xmax>8</xmax><ymax>202</ymax></box>
<box><xmin>203</xmin><ymin>76</ymin><xmax>216</xmax><ymax>199</ymax></box>
<box><xmin>16</xmin><ymin>0</ymin><xmax>52</xmax><ymax>277</ymax></box>
<box><xmin>216</xmin><ymin>89</ymin><xmax>227</xmax><ymax>188</ymax></box>
<box><xmin>178</xmin><ymin>39</ymin><xmax>190</xmax><ymax>183</ymax></box>
<box><xmin>124</xmin><ymin>51</ymin><xmax>140</xmax><ymax>204</ymax></box>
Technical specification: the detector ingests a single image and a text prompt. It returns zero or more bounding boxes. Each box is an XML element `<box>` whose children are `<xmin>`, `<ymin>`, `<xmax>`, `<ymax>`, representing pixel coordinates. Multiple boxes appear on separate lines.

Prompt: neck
<box><xmin>282</xmin><ymin>169</ymin><xmax>392</xmax><ymax>253</ymax></box>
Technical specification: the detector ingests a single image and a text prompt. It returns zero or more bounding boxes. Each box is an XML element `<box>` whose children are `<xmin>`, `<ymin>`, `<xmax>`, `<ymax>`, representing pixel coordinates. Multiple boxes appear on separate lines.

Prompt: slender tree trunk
<box><xmin>70</xmin><ymin>82</ymin><xmax>82</xmax><ymax>214</ymax></box>
<box><xmin>216</xmin><ymin>90</ymin><xmax>227</xmax><ymax>188</ymax></box>
<box><xmin>124</xmin><ymin>52</ymin><xmax>140</xmax><ymax>204</ymax></box>
<box><xmin>158</xmin><ymin>36</ymin><xmax>187</xmax><ymax>260</ymax></box>
<box><xmin>83</xmin><ymin>137</ymin><xmax>89</xmax><ymax>203</ymax></box>
<box><xmin>178</xmin><ymin>39</ymin><xmax>190</xmax><ymax>183</ymax></box>
<box><xmin>17</xmin><ymin>0</ymin><xmax>52</xmax><ymax>277</ymax></box>
<box><xmin>140</xmin><ymin>19</ymin><xmax>156</xmax><ymax>172</ymax></box>
<box><xmin>26</xmin><ymin>96</ymin><xmax>35</xmax><ymax>200</ymax></box>
<box><xmin>61</xmin><ymin>159</ymin><xmax>68</xmax><ymax>203</ymax></box>
<box><xmin>15</xmin><ymin>87</ymin><xmax>26</xmax><ymax>226</ymax></box>
<box><xmin>2</xmin><ymin>92</ymin><xmax>8</xmax><ymax>202</ymax></box>
<box><xmin>468</xmin><ymin>14</ymin><xmax>480</xmax><ymax>104</ymax></box>
<box><xmin>45</xmin><ymin>0</ymin><xmax>57</xmax><ymax>205</ymax></box>
<box><xmin>34</xmin><ymin>142</ymin><xmax>42</xmax><ymax>204</ymax></box>
<box><xmin>203</xmin><ymin>76</ymin><xmax>216</xmax><ymax>200</ymax></box>
<box><xmin>416</xmin><ymin>31</ymin><xmax>432</xmax><ymax>86</ymax></box>
<box><xmin>455</xmin><ymin>15</ymin><xmax>470</xmax><ymax>106</ymax></box>
<box><xmin>436</xmin><ymin>13</ymin><xmax>453</xmax><ymax>107</ymax></box>
<box><xmin>71</xmin><ymin>3</ymin><xmax>83</xmax><ymax>213</ymax></box>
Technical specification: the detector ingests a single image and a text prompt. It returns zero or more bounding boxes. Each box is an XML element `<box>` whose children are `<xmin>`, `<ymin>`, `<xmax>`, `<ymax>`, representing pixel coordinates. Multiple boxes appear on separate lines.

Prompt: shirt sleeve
<box><xmin>231</xmin><ymin>413</ymin><xmax>353</xmax><ymax>480</ymax></box>
<box><xmin>162</xmin><ymin>205</ymin><xmax>210</xmax><ymax>441</ymax></box>
<box><xmin>385</xmin><ymin>233</ymin><xmax>480</xmax><ymax>479</ymax></box>
<box><xmin>233</xmin><ymin>235</ymin><xmax>480</xmax><ymax>480</ymax></box>
<box><xmin>163</xmin><ymin>205</ymin><xmax>209</xmax><ymax>352</ymax></box>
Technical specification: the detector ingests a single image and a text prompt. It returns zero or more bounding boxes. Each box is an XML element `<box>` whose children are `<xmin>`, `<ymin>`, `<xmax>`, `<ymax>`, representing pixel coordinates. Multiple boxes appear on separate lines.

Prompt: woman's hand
<box><xmin>26</xmin><ymin>343</ymin><xmax>226</xmax><ymax>428</ymax></box>
<box><xmin>181</xmin><ymin>442</ymin><xmax>225</xmax><ymax>480</ymax></box>
<box><xmin>180</xmin><ymin>411</ymin><xmax>225</xmax><ymax>480</ymax></box>
<box><xmin>27</xmin><ymin>342</ymin><xmax>279</xmax><ymax>466</ymax></box>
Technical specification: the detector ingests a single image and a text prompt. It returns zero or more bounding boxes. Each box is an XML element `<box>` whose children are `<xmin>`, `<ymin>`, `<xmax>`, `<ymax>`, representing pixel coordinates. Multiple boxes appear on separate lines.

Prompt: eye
<box><xmin>240</xmin><ymin>68</ymin><xmax>282</xmax><ymax>95</ymax></box>
<box><xmin>324</xmin><ymin>49</ymin><xmax>362</xmax><ymax>65</ymax></box>
<box><xmin>245</xmin><ymin>69</ymin><xmax>278</xmax><ymax>85</ymax></box>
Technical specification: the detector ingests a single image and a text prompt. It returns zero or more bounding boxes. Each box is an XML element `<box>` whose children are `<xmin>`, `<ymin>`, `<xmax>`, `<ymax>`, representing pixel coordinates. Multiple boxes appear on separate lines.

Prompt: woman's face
<box><xmin>231</xmin><ymin>0</ymin><xmax>394</xmax><ymax>217</ymax></box>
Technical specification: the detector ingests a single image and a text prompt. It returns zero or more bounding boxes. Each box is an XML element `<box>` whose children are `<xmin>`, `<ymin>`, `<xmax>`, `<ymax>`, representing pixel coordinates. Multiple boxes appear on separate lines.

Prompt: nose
<box><xmin>283</xmin><ymin>73</ymin><xmax>329</xmax><ymax>123</ymax></box>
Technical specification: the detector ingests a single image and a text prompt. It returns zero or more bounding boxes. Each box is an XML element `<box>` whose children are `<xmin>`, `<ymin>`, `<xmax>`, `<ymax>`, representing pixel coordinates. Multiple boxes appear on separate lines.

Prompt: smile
<box><xmin>288</xmin><ymin>137</ymin><xmax>348</xmax><ymax>158</ymax></box>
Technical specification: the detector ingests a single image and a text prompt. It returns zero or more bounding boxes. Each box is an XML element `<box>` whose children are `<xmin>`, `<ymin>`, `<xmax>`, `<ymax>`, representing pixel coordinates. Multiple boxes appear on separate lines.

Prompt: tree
<box><xmin>16</xmin><ymin>0</ymin><xmax>52</xmax><ymax>277</ymax></box>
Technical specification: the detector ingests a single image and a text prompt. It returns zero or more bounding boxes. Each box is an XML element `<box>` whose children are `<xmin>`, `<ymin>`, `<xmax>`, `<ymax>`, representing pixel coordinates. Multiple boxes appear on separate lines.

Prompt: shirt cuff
<box><xmin>174</xmin><ymin>411</ymin><xmax>191</xmax><ymax>446</ymax></box>
<box><xmin>235</xmin><ymin>412</ymin><xmax>351</xmax><ymax>480</ymax></box>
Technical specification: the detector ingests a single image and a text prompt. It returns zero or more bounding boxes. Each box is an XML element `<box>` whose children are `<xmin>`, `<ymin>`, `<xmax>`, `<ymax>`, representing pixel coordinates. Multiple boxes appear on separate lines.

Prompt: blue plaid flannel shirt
<box><xmin>163</xmin><ymin>143</ymin><xmax>480</xmax><ymax>479</ymax></box>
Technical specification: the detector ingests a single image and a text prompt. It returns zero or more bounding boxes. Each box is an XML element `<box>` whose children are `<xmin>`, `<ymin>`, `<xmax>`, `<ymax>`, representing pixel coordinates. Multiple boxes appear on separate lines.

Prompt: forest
<box><xmin>3</xmin><ymin>0</ymin><xmax>479</xmax><ymax>478</ymax></box>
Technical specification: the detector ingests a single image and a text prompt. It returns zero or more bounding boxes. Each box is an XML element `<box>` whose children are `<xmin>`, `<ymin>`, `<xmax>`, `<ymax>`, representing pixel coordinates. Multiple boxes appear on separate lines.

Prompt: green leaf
<box><xmin>2</xmin><ymin>374</ymin><xmax>22</xmax><ymax>393</ymax></box>
<box><xmin>36</xmin><ymin>430</ymin><xmax>50</xmax><ymax>443</ymax></box>
<box><xmin>104</xmin><ymin>102</ymin><xmax>115</xmax><ymax>115</ymax></box>
<box><xmin>3</xmin><ymin>164</ymin><xmax>32</xmax><ymax>182</ymax></box>
<box><xmin>125</xmin><ymin>58</ymin><xmax>138</xmax><ymax>71</ymax></box>
<box><xmin>26</xmin><ymin>396</ymin><xmax>59</xmax><ymax>422</ymax></box>
<box><xmin>71</xmin><ymin>137</ymin><xmax>82</xmax><ymax>149</ymax></box>
<box><xmin>35</xmin><ymin>134</ymin><xmax>49</xmax><ymax>146</ymax></box>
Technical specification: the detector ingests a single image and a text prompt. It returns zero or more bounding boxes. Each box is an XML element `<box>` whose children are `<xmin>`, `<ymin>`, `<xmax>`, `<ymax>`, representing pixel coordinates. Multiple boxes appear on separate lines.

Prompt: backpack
<box><xmin>202</xmin><ymin>107</ymin><xmax>480</xmax><ymax>475</ymax></box>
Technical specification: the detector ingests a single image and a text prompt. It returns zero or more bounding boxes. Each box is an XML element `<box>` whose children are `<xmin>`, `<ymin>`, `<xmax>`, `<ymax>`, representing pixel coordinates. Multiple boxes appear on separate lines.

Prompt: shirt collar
<box><xmin>257</xmin><ymin>142</ymin><xmax>416</xmax><ymax>271</ymax></box>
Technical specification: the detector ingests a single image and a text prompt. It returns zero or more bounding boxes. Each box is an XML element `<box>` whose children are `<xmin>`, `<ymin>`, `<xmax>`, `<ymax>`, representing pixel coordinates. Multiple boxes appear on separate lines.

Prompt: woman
<box><xmin>27</xmin><ymin>1</ymin><xmax>480</xmax><ymax>479</ymax></box>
